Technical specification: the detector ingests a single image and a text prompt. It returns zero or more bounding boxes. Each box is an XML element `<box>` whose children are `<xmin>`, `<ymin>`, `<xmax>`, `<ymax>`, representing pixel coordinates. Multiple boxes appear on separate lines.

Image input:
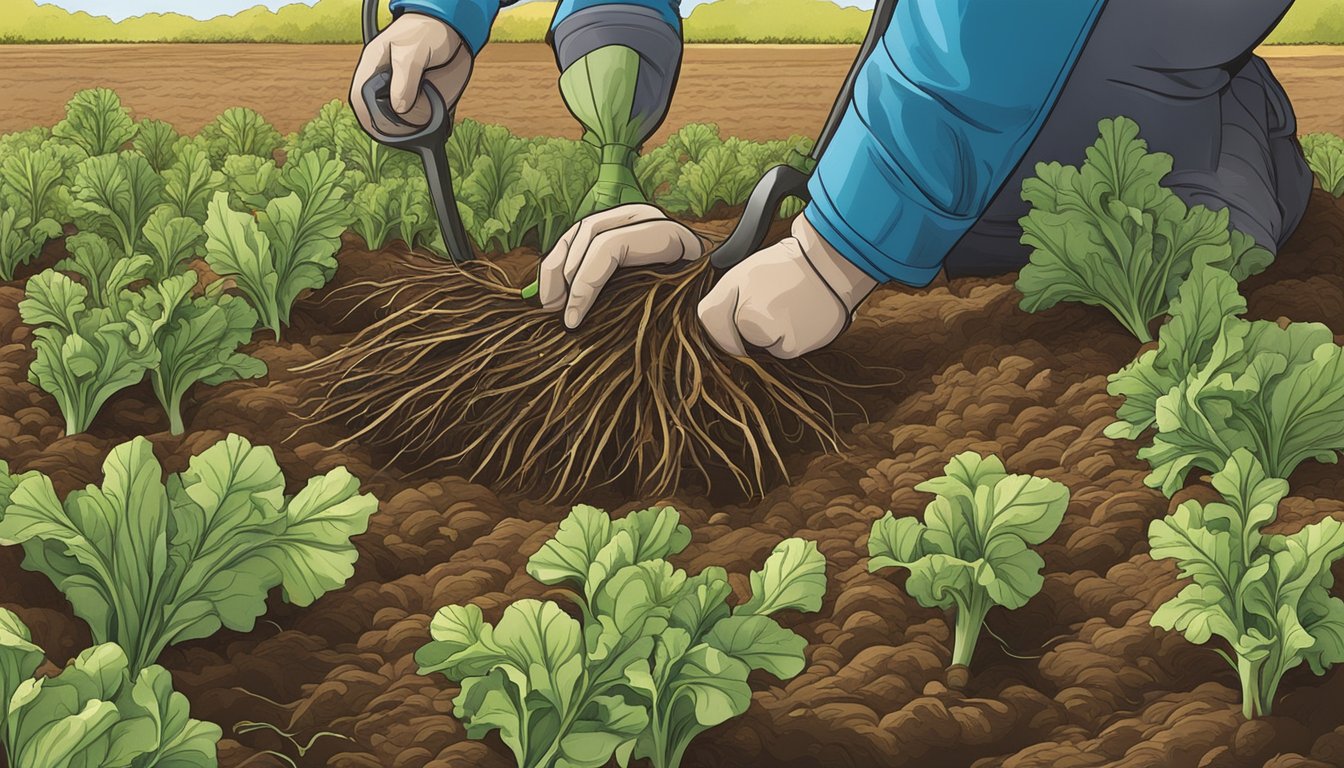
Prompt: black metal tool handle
<box><xmin>710</xmin><ymin>0</ymin><xmax>895</xmax><ymax>271</ymax></box>
<box><xmin>359</xmin><ymin>69</ymin><xmax>451</xmax><ymax>145</ymax></box>
<box><xmin>358</xmin><ymin>0</ymin><xmax>474</xmax><ymax>263</ymax></box>
<box><xmin>710</xmin><ymin>165</ymin><xmax>811</xmax><ymax>270</ymax></box>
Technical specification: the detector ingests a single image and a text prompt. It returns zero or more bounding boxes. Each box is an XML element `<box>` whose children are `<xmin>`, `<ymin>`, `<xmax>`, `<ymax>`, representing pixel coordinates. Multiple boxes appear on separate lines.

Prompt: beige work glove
<box><xmin>697</xmin><ymin>214</ymin><xmax>876</xmax><ymax>358</ymax></box>
<box><xmin>350</xmin><ymin>13</ymin><xmax>473</xmax><ymax>135</ymax></box>
<box><xmin>538</xmin><ymin>204</ymin><xmax>705</xmax><ymax>329</ymax></box>
<box><xmin>538</xmin><ymin>204</ymin><xmax>875</xmax><ymax>358</ymax></box>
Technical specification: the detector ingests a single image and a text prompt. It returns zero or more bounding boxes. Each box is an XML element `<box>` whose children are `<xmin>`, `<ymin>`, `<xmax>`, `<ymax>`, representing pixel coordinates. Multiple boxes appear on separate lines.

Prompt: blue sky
<box><xmin>42</xmin><ymin>0</ymin><xmax>875</xmax><ymax>23</ymax></box>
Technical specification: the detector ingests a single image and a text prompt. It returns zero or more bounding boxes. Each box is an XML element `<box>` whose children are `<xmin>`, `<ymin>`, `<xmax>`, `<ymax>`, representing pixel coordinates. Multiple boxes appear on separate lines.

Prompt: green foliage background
<box><xmin>2</xmin><ymin>0</ymin><xmax>1340</xmax><ymax>45</ymax></box>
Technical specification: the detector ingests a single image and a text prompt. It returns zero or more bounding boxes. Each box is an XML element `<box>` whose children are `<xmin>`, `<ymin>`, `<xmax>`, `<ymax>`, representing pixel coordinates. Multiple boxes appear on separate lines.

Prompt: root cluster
<box><xmin>297</xmin><ymin>255</ymin><xmax>863</xmax><ymax>500</ymax></box>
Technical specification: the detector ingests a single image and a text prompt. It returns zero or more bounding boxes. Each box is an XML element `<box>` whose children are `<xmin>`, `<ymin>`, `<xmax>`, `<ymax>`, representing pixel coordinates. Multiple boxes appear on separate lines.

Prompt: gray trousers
<box><xmin>944</xmin><ymin>0</ymin><xmax>1313</xmax><ymax>277</ymax></box>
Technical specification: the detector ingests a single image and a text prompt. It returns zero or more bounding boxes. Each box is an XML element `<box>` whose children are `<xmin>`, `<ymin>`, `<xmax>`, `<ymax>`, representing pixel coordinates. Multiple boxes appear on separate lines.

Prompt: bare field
<box><xmin>0</xmin><ymin>43</ymin><xmax>858</xmax><ymax>142</ymax></box>
<box><xmin>2</xmin><ymin>43</ymin><xmax>1341</xmax><ymax>141</ymax></box>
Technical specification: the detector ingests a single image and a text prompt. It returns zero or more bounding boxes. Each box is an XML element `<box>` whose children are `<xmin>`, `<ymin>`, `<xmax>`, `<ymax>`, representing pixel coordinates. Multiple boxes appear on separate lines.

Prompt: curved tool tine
<box><xmin>416</xmin><ymin>142</ymin><xmax>475</xmax><ymax>264</ymax></box>
<box><xmin>710</xmin><ymin>165</ymin><xmax>811</xmax><ymax>270</ymax></box>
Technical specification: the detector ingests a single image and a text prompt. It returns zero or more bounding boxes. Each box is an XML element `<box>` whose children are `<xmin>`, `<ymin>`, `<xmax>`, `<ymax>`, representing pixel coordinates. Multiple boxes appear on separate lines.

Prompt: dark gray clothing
<box><xmin>944</xmin><ymin>0</ymin><xmax>1312</xmax><ymax>278</ymax></box>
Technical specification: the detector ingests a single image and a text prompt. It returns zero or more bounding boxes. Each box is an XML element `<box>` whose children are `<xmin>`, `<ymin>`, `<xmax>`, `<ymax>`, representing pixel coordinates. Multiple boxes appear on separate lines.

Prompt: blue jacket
<box><xmin>390</xmin><ymin>0</ymin><xmax>682</xmax><ymax>54</ymax></box>
<box><xmin>807</xmin><ymin>0</ymin><xmax>1106</xmax><ymax>286</ymax></box>
<box><xmin>395</xmin><ymin>0</ymin><xmax>1106</xmax><ymax>287</ymax></box>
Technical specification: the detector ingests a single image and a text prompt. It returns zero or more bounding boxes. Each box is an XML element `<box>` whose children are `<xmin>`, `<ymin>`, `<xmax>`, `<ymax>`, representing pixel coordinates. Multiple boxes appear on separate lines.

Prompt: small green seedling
<box><xmin>868</xmin><ymin>451</ymin><xmax>1070</xmax><ymax>670</ymax></box>
<box><xmin>1149</xmin><ymin>449</ymin><xmax>1344</xmax><ymax>718</ymax></box>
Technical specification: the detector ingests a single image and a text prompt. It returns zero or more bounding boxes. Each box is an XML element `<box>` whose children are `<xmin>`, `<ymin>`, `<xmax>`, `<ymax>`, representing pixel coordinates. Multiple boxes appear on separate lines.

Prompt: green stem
<box><xmin>1256</xmin><ymin>653</ymin><xmax>1286</xmax><ymax>718</ymax></box>
<box><xmin>951</xmin><ymin>593</ymin><xmax>992</xmax><ymax>668</ymax></box>
<box><xmin>1238</xmin><ymin>654</ymin><xmax>1264</xmax><ymax>719</ymax></box>
<box><xmin>1112</xmin><ymin>300</ymin><xmax>1154</xmax><ymax>343</ymax></box>
<box><xmin>167</xmin><ymin>399</ymin><xmax>185</xmax><ymax>436</ymax></box>
<box><xmin>648</xmin><ymin>696</ymin><xmax>669</xmax><ymax>768</ymax></box>
<box><xmin>64</xmin><ymin>398</ymin><xmax>91</xmax><ymax>436</ymax></box>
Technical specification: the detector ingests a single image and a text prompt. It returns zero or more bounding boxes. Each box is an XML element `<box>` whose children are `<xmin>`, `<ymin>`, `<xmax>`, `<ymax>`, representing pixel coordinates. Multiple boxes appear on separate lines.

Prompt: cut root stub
<box><xmin>294</xmin><ymin>254</ymin><xmax>869</xmax><ymax>501</ymax></box>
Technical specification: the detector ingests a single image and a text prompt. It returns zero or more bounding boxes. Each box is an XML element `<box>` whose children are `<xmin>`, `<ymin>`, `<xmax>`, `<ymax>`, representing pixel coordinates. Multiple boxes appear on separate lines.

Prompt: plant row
<box><xmin>1013</xmin><ymin>116</ymin><xmax>1344</xmax><ymax>720</ymax></box>
<box><xmin>1303</xmin><ymin>132</ymin><xmax>1344</xmax><ymax>198</ymax></box>
<box><xmin>2</xmin><ymin>97</ymin><xmax>1342</xmax><ymax>766</ymax></box>
<box><xmin>0</xmin><ymin>88</ymin><xmax>810</xmax><ymax>438</ymax></box>
<box><xmin>0</xmin><ymin>434</ymin><xmax>378</xmax><ymax>766</ymax></box>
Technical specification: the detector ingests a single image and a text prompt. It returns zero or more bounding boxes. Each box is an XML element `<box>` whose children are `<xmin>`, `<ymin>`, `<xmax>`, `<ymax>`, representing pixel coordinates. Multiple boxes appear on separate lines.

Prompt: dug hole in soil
<box><xmin>2</xmin><ymin>194</ymin><xmax>1344</xmax><ymax>767</ymax></box>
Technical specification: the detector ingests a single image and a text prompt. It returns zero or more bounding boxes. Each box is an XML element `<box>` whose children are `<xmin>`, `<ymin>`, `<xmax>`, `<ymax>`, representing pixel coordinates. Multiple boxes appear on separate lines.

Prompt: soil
<box><xmin>1</xmin><ymin>43</ymin><xmax>1342</xmax><ymax>141</ymax></box>
<box><xmin>2</xmin><ymin>189</ymin><xmax>1343</xmax><ymax>768</ymax></box>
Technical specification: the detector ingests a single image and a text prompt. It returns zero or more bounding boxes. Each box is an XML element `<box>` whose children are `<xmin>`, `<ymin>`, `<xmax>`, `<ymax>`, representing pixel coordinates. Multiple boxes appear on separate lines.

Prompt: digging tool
<box><xmin>358</xmin><ymin>0</ymin><xmax>487</xmax><ymax>263</ymax></box>
<box><xmin>710</xmin><ymin>0</ymin><xmax>896</xmax><ymax>270</ymax></box>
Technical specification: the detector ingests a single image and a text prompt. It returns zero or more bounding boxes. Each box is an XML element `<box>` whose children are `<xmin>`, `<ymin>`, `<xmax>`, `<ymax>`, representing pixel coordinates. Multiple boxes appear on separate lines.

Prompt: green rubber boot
<box><xmin>560</xmin><ymin>45</ymin><xmax>653</xmax><ymax>218</ymax></box>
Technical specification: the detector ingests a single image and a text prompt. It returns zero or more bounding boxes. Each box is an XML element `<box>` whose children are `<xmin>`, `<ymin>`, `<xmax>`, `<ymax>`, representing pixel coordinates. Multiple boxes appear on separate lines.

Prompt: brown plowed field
<box><xmin>2</xmin><ymin>191</ymin><xmax>1343</xmax><ymax>767</ymax></box>
<box><xmin>1</xmin><ymin>44</ymin><xmax>1341</xmax><ymax>141</ymax></box>
<box><xmin>3</xmin><ymin>37</ymin><xmax>1344</xmax><ymax>768</ymax></box>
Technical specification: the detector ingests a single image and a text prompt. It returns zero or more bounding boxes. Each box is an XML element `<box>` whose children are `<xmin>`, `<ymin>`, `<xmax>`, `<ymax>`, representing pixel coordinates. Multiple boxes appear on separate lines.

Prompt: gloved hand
<box><xmin>538</xmin><ymin>204</ymin><xmax>705</xmax><ymax>328</ymax></box>
<box><xmin>350</xmin><ymin>13</ymin><xmax>473</xmax><ymax>135</ymax></box>
<box><xmin>538</xmin><ymin>205</ymin><xmax>876</xmax><ymax>358</ymax></box>
<box><xmin>697</xmin><ymin>214</ymin><xmax>876</xmax><ymax>358</ymax></box>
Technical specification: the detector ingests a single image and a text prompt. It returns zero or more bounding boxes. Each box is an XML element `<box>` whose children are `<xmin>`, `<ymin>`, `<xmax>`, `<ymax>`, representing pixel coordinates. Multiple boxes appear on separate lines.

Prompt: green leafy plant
<box><xmin>70</xmin><ymin>150</ymin><xmax>166</xmax><ymax>258</ymax></box>
<box><xmin>661</xmin><ymin>143</ymin><xmax>759</xmax><ymax>217</ymax></box>
<box><xmin>142</xmin><ymin>204</ymin><xmax>207</xmax><ymax>280</ymax></box>
<box><xmin>203</xmin><ymin>150</ymin><xmax>352</xmax><ymax>338</ymax></box>
<box><xmin>867</xmin><ymin>452</ymin><xmax>1070</xmax><ymax>669</ymax></box>
<box><xmin>0</xmin><ymin>209</ymin><xmax>60</xmax><ymax>282</ymax></box>
<box><xmin>0</xmin><ymin>127</ymin><xmax>52</xmax><ymax>157</ymax></box>
<box><xmin>198</xmin><ymin>107</ymin><xmax>281</xmax><ymax>166</ymax></box>
<box><xmin>1148</xmin><ymin>449</ymin><xmax>1344</xmax><ymax>718</ymax></box>
<box><xmin>1301</xmin><ymin>133</ymin><xmax>1344</xmax><ymax>197</ymax></box>
<box><xmin>627</xmin><ymin>536</ymin><xmax>825</xmax><ymax>768</ymax></box>
<box><xmin>0</xmin><ymin>608</ymin><xmax>221</xmax><ymax>768</ymax></box>
<box><xmin>18</xmin><ymin>269</ymin><xmax>162</xmax><ymax>434</ymax></box>
<box><xmin>139</xmin><ymin>274</ymin><xmax>266</xmax><ymax>434</ymax></box>
<box><xmin>161</xmin><ymin>142</ymin><xmax>223</xmax><ymax>223</ymax></box>
<box><xmin>57</xmin><ymin>231</ymin><xmax>152</xmax><ymax>307</ymax></box>
<box><xmin>285</xmin><ymin>99</ymin><xmax>348</xmax><ymax>159</ymax></box>
<box><xmin>636</xmin><ymin>146</ymin><xmax>678</xmax><ymax>201</ymax></box>
<box><xmin>519</xmin><ymin>138</ymin><xmax>597</xmax><ymax>251</ymax></box>
<box><xmin>416</xmin><ymin>505</ymin><xmax>826</xmax><ymax>768</ymax></box>
<box><xmin>365</xmin><ymin>175</ymin><xmax>443</xmax><ymax>254</ymax></box>
<box><xmin>444</xmin><ymin>118</ymin><xmax>487</xmax><ymax>177</ymax></box>
<box><xmin>0</xmin><ymin>433</ymin><xmax>378</xmax><ymax>674</ymax></box>
<box><xmin>336</xmin><ymin>121</ymin><xmax>402</xmax><ymax>184</ymax></box>
<box><xmin>51</xmin><ymin>87</ymin><xmax>138</xmax><ymax>157</ymax></box>
<box><xmin>638</xmin><ymin>123</ymin><xmax>724</xmax><ymax>207</ymax></box>
<box><xmin>0</xmin><ymin>142</ymin><xmax>80</xmax><ymax>226</ymax></box>
<box><xmin>456</xmin><ymin>126</ymin><xmax>531</xmax><ymax>252</ymax></box>
<box><xmin>351</xmin><ymin>182</ymin><xmax>395</xmax><ymax>251</ymax></box>
<box><xmin>1106</xmin><ymin>266</ymin><xmax>1247</xmax><ymax>441</ymax></box>
<box><xmin>134</xmin><ymin>118</ymin><xmax>182</xmax><ymax>172</ymax></box>
<box><xmin>663</xmin><ymin>123</ymin><xmax>722</xmax><ymax>166</ymax></box>
<box><xmin>219</xmin><ymin>153</ymin><xmax>283</xmax><ymax>212</ymax></box>
<box><xmin>1015</xmin><ymin>117</ymin><xmax>1273</xmax><ymax>342</ymax></box>
<box><xmin>1108</xmin><ymin>266</ymin><xmax>1344</xmax><ymax>495</ymax></box>
<box><xmin>1141</xmin><ymin>309</ymin><xmax>1344</xmax><ymax>496</ymax></box>
<box><xmin>0</xmin><ymin>143</ymin><xmax>78</xmax><ymax>279</ymax></box>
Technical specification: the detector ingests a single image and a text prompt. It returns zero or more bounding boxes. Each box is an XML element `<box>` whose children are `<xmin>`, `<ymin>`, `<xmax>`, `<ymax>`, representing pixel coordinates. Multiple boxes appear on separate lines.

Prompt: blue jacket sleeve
<box><xmin>805</xmin><ymin>0</ymin><xmax>1107</xmax><ymax>287</ymax></box>
<box><xmin>390</xmin><ymin>0</ymin><xmax>501</xmax><ymax>55</ymax></box>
